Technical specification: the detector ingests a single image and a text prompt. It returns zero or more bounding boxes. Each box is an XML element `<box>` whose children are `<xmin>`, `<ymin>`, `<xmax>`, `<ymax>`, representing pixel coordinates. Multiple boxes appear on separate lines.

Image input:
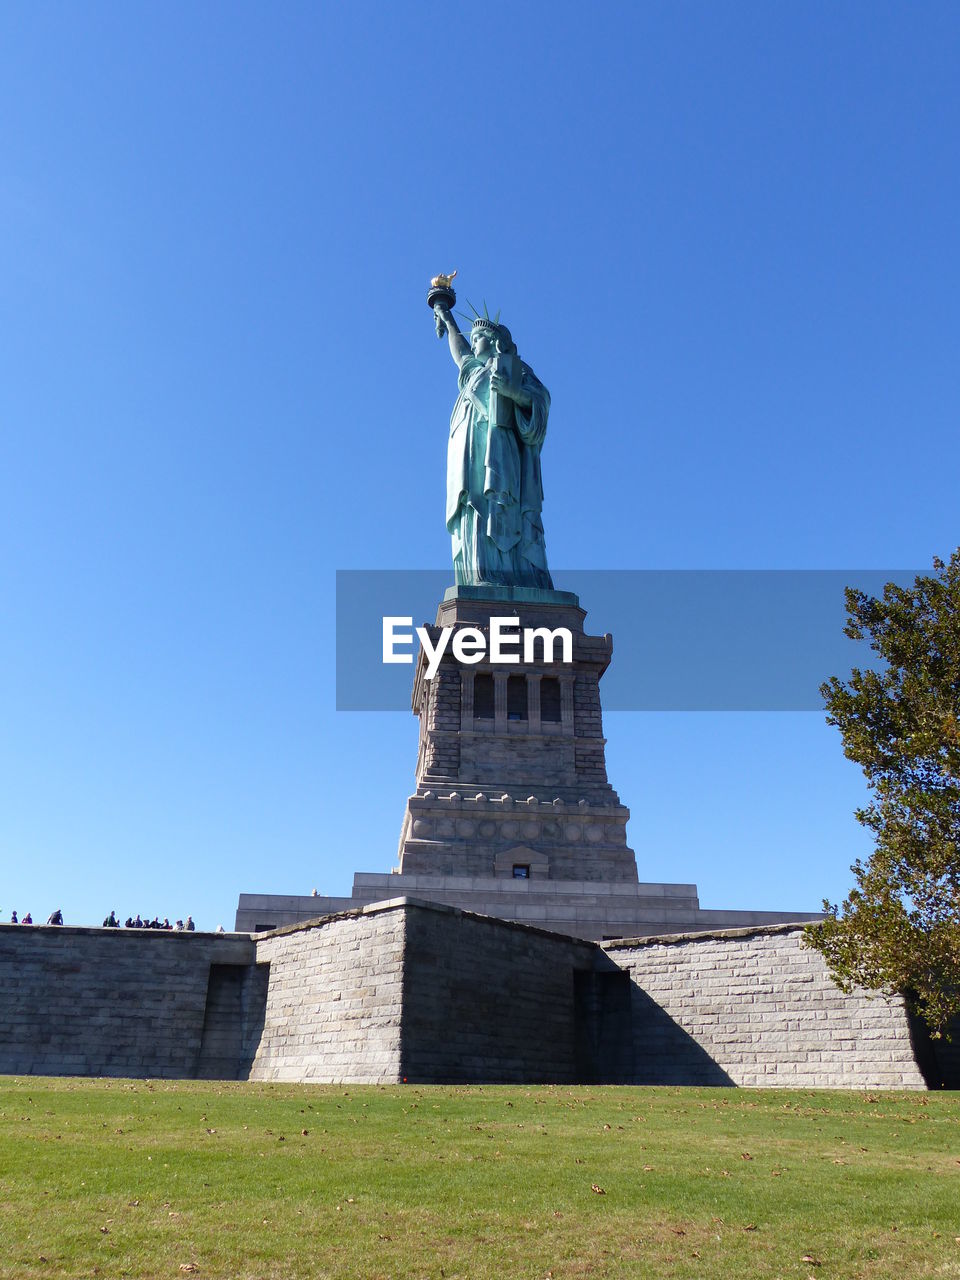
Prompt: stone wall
<box><xmin>0</xmin><ymin>924</ymin><xmax>257</xmax><ymax>1078</ymax></box>
<box><xmin>248</xmin><ymin>904</ymin><xmax>406</xmax><ymax>1083</ymax></box>
<box><xmin>400</xmin><ymin>901</ymin><xmax>598</xmax><ymax>1083</ymax></box>
<box><xmin>235</xmin><ymin>878</ymin><xmax>819</xmax><ymax>943</ymax></box>
<box><xmin>247</xmin><ymin>899</ymin><xmax>599</xmax><ymax>1085</ymax></box>
<box><xmin>0</xmin><ymin>911</ymin><xmax>945</xmax><ymax>1089</ymax></box>
<box><xmin>605</xmin><ymin>924</ymin><xmax>928</xmax><ymax>1090</ymax></box>
<box><xmin>397</xmin><ymin>595</ymin><xmax>638</xmax><ymax>883</ymax></box>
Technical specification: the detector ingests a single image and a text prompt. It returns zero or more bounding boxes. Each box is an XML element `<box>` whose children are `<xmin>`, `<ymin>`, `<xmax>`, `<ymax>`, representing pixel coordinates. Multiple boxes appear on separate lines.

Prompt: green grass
<box><xmin>0</xmin><ymin>1079</ymin><xmax>958</xmax><ymax>1279</ymax></box>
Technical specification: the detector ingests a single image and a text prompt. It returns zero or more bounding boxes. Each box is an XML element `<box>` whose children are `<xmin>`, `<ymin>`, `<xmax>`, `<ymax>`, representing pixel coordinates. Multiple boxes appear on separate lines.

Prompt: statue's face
<box><xmin>471</xmin><ymin>327</ymin><xmax>496</xmax><ymax>359</ymax></box>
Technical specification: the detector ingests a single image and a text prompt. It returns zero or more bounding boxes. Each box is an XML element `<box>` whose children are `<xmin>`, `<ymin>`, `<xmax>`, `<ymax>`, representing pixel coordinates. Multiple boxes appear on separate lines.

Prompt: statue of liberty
<box><xmin>428</xmin><ymin>274</ymin><xmax>554</xmax><ymax>590</ymax></box>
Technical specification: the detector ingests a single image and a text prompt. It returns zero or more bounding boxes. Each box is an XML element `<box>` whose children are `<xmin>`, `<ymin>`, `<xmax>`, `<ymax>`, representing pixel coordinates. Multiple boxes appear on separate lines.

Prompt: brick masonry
<box><xmin>249</xmin><ymin>906</ymin><xmax>406</xmax><ymax>1084</ymax></box>
<box><xmin>0</xmin><ymin>909</ymin><xmax>949</xmax><ymax>1089</ymax></box>
<box><xmin>604</xmin><ymin>924</ymin><xmax>929</xmax><ymax>1089</ymax></box>
<box><xmin>399</xmin><ymin>903</ymin><xmax>597</xmax><ymax>1084</ymax></box>
<box><xmin>396</xmin><ymin>595</ymin><xmax>639</xmax><ymax>884</ymax></box>
<box><xmin>235</xmin><ymin>878</ymin><xmax>820</xmax><ymax>942</ymax></box>
<box><xmin>240</xmin><ymin>586</ymin><xmax>830</xmax><ymax>944</ymax></box>
<box><xmin>0</xmin><ymin>924</ymin><xmax>257</xmax><ymax>1079</ymax></box>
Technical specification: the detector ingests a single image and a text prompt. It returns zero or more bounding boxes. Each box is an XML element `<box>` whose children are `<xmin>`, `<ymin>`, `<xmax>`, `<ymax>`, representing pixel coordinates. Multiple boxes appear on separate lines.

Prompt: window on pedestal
<box><xmin>473</xmin><ymin>673</ymin><xmax>494</xmax><ymax>719</ymax></box>
<box><xmin>540</xmin><ymin>677</ymin><xmax>562</xmax><ymax>723</ymax></box>
<box><xmin>507</xmin><ymin>675</ymin><xmax>527</xmax><ymax>721</ymax></box>
<box><xmin>512</xmin><ymin>864</ymin><xmax>530</xmax><ymax>879</ymax></box>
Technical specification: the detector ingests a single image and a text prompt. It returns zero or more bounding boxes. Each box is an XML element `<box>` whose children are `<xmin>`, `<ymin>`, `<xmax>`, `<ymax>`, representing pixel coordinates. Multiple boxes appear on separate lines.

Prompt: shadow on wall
<box><xmin>907</xmin><ymin>1010</ymin><xmax>960</xmax><ymax>1091</ymax></box>
<box><xmin>574</xmin><ymin>957</ymin><xmax>735</xmax><ymax>1087</ymax></box>
<box><xmin>196</xmin><ymin>962</ymin><xmax>270</xmax><ymax>1080</ymax></box>
<box><xmin>575</xmin><ymin>965</ymin><xmax>635</xmax><ymax>1083</ymax></box>
<box><xmin>627</xmin><ymin>986</ymin><xmax>735</xmax><ymax>1087</ymax></box>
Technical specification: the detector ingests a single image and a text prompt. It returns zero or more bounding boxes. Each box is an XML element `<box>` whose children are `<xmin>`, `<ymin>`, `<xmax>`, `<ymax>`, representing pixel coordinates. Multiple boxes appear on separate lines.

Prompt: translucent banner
<box><xmin>335</xmin><ymin>569</ymin><xmax>919</xmax><ymax>711</ymax></box>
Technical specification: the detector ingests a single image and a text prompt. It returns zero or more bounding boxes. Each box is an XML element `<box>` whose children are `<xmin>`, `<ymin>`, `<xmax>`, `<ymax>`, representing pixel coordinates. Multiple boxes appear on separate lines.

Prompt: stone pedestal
<box><xmin>396</xmin><ymin>586</ymin><xmax>639</xmax><ymax>885</ymax></box>
<box><xmin>234</xmin><ymin>585</ymin><xmax>825</xmax><ymax>943</ymax></box>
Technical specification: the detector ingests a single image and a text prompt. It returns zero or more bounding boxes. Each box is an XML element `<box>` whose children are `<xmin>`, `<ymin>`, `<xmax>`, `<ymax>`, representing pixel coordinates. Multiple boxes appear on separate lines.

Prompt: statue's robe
<box><xmin>446</xmin><ymin>353</ymin><xmax>553</xmax><ymax>589</ymax></box>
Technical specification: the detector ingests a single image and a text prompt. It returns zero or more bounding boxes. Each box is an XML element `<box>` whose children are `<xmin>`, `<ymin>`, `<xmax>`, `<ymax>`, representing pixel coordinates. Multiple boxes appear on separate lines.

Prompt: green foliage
<box><xmin>807</xmin><ymin>551</ymin><xmax>960</xmax><ymax>1034</ymax></box>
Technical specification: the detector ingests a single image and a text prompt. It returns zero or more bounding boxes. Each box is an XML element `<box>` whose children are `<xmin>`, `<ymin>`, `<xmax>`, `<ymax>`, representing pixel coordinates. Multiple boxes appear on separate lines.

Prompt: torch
<box><xmin>427</xmin><ymin>271</ymin><xmax>457</xmax><ymax>337</ymax></box>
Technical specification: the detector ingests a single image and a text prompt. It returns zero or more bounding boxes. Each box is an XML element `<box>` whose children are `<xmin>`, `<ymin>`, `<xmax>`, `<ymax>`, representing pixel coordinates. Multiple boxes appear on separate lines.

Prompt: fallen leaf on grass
<box><xmin>743</xmin><ymin>1224</ymin><xmax>757</xmax><ymax>1231</ymax></box>
<box><xmin>591</xmin><ymin>1184</ymin><xmax>605</xmax><ymax>1195</ymax></box>
<box><xmin>801</xmin><ymin>1256</ymin><xmax>821</xmax><ymax>1266</ymax></box>
<box><xmin>178</xmin><ymin>1266</ymin><xmax>199</xmax><ymax>1274</ymax></box>
<box><xmin>741</xmin><ymin>1152</ymin><xmax>753</xmax><ymax>1160</ymax></box>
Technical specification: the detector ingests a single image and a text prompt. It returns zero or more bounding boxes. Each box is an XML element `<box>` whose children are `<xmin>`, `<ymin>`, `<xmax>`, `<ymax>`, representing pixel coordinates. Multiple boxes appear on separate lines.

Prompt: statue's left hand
<box><xmin>490</xmin><ymin>372</ymin><xmax>532</xmax><ymax>408</ymax></box>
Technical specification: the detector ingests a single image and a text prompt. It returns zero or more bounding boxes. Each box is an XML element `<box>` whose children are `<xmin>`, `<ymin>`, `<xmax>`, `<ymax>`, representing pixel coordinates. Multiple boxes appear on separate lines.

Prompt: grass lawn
<box><xmin>0</xmin><ymin>1078</ymin><xmax>958</xmax><ymax>1279</ymax></box>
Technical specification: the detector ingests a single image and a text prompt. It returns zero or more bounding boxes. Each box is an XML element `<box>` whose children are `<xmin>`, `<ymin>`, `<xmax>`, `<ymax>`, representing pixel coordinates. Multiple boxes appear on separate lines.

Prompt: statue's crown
<box><xmin>471</xmin><ymin>316</ymin><xmax>499</xmax><ymax>333</ymax></box>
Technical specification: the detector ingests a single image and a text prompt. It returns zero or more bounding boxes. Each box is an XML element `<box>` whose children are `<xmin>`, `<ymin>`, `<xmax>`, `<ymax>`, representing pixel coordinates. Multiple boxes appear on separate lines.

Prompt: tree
<box><xmin>806</xmin><ymin>551</ymin><xmax>960</xmax><ymax>1036</ymax></box>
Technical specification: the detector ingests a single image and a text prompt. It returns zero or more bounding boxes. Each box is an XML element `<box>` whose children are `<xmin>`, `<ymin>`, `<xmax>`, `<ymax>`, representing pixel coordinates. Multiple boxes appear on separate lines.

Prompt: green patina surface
<box><xmin>442</xmin><ymin>584</ymin><xmax>580</xmax><ymax>607</ymax></box>
<box><xmin>431</xmin><ymin>281</ymin><xmax>557</xmax><ymax>592</ymax></box>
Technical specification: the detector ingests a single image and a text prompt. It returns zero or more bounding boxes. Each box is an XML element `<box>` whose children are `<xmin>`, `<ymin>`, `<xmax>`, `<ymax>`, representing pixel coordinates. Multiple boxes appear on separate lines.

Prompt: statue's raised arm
<box><xmin>435</xmin><ymin>303</ymin><xmax>469</xmax><ymax>366</ymax></box>
<box><xmin>426</xmin><ymin>273</ymin><xmax>554</xmax><ymax>591</ymax></box>
<box><xmin>428</xmin><ymin>271</ymin><xmax>469</xmax><ymax>365</ymax></box>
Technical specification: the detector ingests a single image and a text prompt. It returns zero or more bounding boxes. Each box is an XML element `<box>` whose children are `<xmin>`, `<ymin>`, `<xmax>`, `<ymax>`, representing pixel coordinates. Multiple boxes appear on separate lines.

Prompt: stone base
<box><xmin>443</xmin><ymin>584</ymin><xmax>582</xmax><ymax>607</ymax></box>
<box><xmin>234</xmin><ymin>874</ymin><xmax>822</xmax><ymax>941</ymax></box>
<box><xmin>5</xmin><ymin>908</ymin><xmax>947</xmax><ymax>1088</ymax></box>
<box><xmin>397</xmin><ymin>590</ymin><xmax>640</xmax><ymax>883</ymax></box>
<box><xmin>398</xmin><ymin>789</ymin><xmax>637</xmax><ymax>882</ymax></box>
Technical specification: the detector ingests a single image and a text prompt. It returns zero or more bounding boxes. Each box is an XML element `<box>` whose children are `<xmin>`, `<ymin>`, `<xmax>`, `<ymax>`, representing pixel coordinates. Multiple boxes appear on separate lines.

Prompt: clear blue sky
<box><xmin>1</xmin><ymin>3</ymin><xmax>957</xmax><ymax>928</ymax></box>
